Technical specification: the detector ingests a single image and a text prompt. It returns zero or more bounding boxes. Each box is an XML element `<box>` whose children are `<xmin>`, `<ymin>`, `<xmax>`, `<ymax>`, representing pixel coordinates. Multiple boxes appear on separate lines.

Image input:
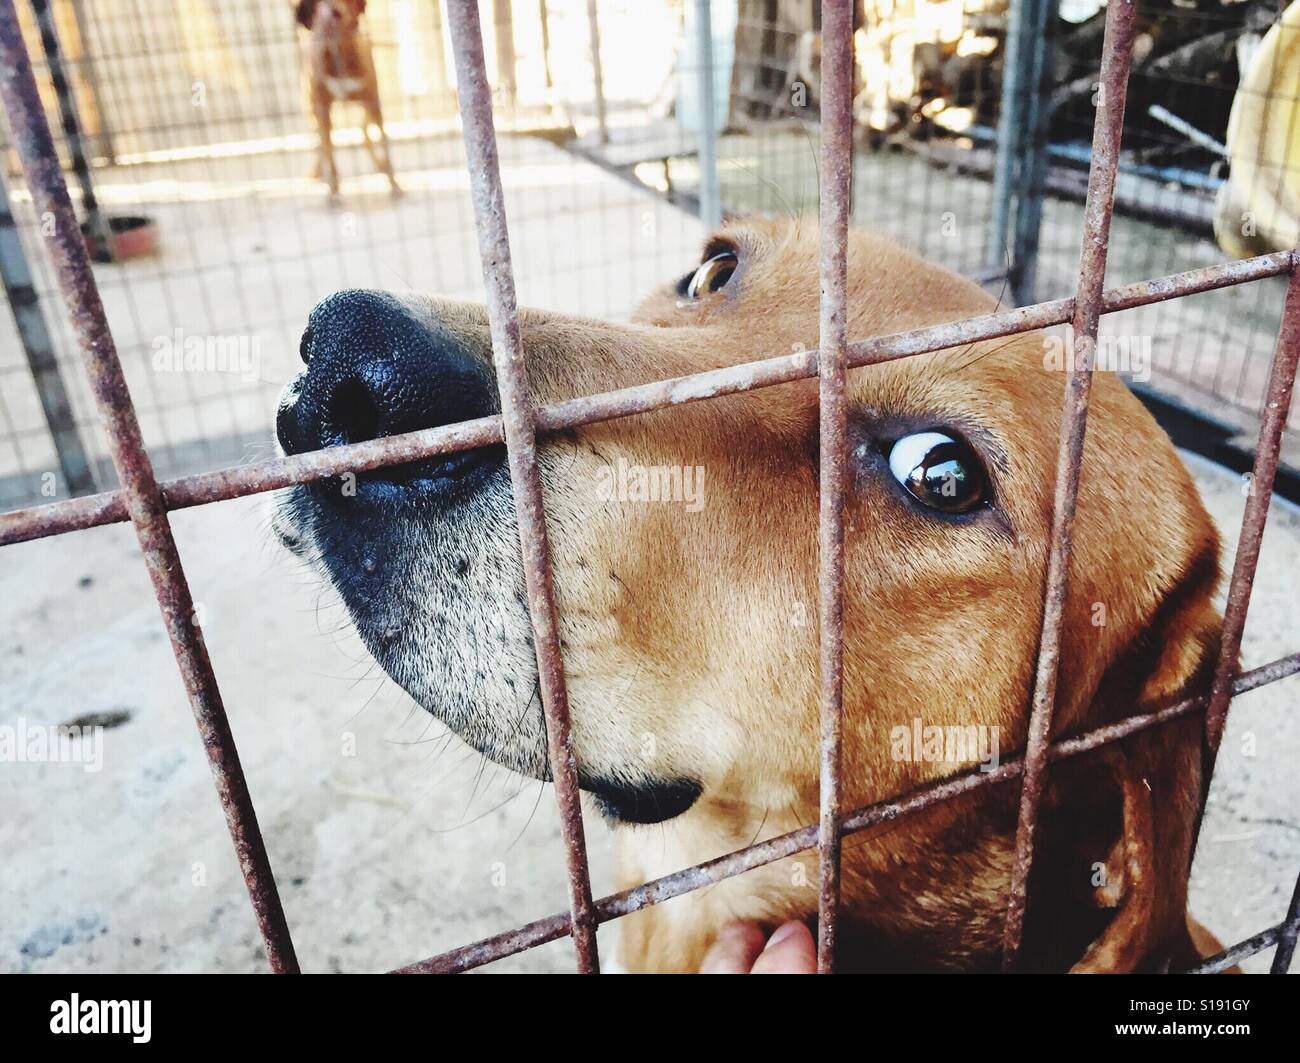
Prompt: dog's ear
<box><xmin>358</xmin><ymin>0</ymin><xmax>367</xmax><ymax>13</ymax></box>
<box><xmin>1066</xmin><ymin>522</ymin><xmax>1222</xmax><ymax>973</ymax></box>
<box><xmin>295</xmin><ymin>0</ymin><xmax>317</xmax><ymax>30</ymax></box>
<box><xmin>1076</xmin><ymin>483</ymin><xmax>1222</xmax><ymax>728</ymax></box>
<box><xmin>1069</xmin><ymin>756</ymin><xmax>1156</xmax><ymax>972</ymax></box>
<box><xmin>1126</xmin><ymin>546</ymin><xmax>1222</xmax><ymax>714</ymax></box>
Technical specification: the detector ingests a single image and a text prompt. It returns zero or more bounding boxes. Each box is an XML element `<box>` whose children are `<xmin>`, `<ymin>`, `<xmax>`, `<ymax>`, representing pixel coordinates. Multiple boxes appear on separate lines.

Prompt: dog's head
<box><xmin>296</xmin><ymin>0</ymin><xmax>366</xmax><ymax>34</ymax></box>
<box><xmin>274</xmin><ymin>218</ymin><xmax>1220</xmax><ymax>969</ymax></box>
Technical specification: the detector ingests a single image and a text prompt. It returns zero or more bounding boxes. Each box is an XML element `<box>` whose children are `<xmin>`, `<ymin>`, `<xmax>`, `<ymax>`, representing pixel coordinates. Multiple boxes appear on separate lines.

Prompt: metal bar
<box><xmin>1183</xmin><ymin>257</ymin><xmax>1300</xmax><ymax>924</ymax></box>
<box><xmin>67</xmin><ymin>0</ymin><xmax>114</xmax><ymax>163</ymax></box>
<box><xmin>1147</xmin><ymin>104</ymin><xmax>1227</xmax><ymax>159</ymax></box>
<box><xmin>492</xmin><ymin>0</ymin><xmax>518</xmax><ymax>108</ymax></box>
<box><xmin>445</xmin><ymin>0</ymin><xmax>600</xmax><ymax>974</ymax></box>
<box><xmin>986</xmin><ymin>0</ymin><xmax>1028</xmax><ymax>272</ymax></box>
<box><xmin>29</xmin><ymin>0</ymin><xmax>112</xmax><ymax>261</ymax></box>
<box><xmin>1270</xmin><ymin>866</ymin><xmax>1300</xmax><ymax>973</ymax></box>
<box><xmin>0</xmin><ymin>0</ymin><xmax>299</xmax><ymax>974</ymax></box>
<box><xmin>537</xmin><ymin>0</ymin><xmax>554</xmax><ymax>91</ymax></box>
<box><xmin>0</xmin><ymin>166</ymin><xmax>96</xmax><ymax>495</ymax></box>
<box><xmin>1008</xmin><ymin>0</ymin><xmax>1060</xmax><ymax>306</ymax></box>
<box><xmin>813</xmin><ymin>0</ymin><xmax>853</xmax><ymax>976</ymax></box>
<box><xmin>1201</xmin><ymin>270</ymin><xmax>1300</xmax><ymax>765</ymax></box>
<box><xmin>1184</xmin><ymin>211</ymin><xmax>1300</xmax><ymax>909</ymax></box>
<box><xmin>585</xmin><ymin>0</ymin><xmax>608</xmax><ymax>146</ymax></box>
<box><xmin>1000</xmin><ymin>0</ymin><xmax>1137</xmax><ymax>971</ymax></box>
<box><xmin>1186</xmin><ymin>924</ymin><xmax>1285</xmax><ymax>975</ymax></box>
<box><xmin>4</xmin><ymin>250</ymin><xmax>1290</xmax><ymax>547</ymax></box>
<box><xmin>693</xmin><ymin>0</ymin><xmax>721</xmax><ymax>227</ymax></box>
<box><xmin>393</xmin><ymin>652</ymin><xmax>1300</xmax><ymax>973</ymax></box>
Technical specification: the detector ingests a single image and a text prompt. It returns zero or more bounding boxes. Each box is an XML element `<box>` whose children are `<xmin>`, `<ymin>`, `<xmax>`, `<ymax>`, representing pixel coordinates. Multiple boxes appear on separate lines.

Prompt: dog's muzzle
<box><xmin>277</xmin><ymin>289</ymin><xmax>503</xmax><ymax>500</ymax></box>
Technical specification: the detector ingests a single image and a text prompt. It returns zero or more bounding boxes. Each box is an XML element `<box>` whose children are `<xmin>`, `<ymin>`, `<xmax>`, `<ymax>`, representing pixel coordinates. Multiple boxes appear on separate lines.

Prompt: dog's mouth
<box><xmin>581</xmin><ymin>774</ymin><xmax>703</xmax><ymax>826</ymax></box>
<box><xmin>276</xmin><ymin>457</ymin><xmax>708</xmax><ymax>827</ymax></box>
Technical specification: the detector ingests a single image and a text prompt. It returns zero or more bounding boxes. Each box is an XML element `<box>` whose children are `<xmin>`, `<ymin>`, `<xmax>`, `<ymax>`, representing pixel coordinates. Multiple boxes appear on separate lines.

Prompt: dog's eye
<box><xmin>886</xmin><ymin>431</ymin><xmax>987</xmax><ymax>514</ymax></box>
<box><xmin>683</xmin><ymin>251</ymin><xmax>737</xmax><ymax>299</ymax></box>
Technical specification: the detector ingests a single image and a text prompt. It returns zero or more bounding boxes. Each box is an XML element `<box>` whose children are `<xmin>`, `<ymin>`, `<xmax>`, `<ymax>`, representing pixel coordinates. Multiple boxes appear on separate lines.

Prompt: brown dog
<box><xmin>295</xmin><ymin>0</ymin><xmax>401</xmax><ymax>205</ymax></box>
<box><xmin>273</xmin><ymin>218</ymin><xmax>1228</xmax><ymax>972</ymax></box>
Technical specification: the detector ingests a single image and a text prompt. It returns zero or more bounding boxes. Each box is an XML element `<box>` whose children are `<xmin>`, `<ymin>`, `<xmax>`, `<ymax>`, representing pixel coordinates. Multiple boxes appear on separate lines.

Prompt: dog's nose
<box><xmin>277</xmin><ymin>289</ymin><xmax>501</xmax><ymax>491</ymax></box>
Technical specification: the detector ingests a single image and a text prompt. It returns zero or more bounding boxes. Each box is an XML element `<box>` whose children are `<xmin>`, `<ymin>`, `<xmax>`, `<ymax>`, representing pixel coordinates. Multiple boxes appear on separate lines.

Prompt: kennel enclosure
<box><xmin>0</xmin><ymin>0</ymin><xmax>1298</xmax><ymax>973</ymax></box>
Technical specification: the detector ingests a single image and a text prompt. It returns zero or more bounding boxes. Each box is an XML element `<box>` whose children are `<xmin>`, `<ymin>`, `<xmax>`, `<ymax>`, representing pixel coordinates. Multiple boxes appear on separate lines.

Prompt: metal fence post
<box><xmin>29</xmin><ymin>0</ymin><xmax>112</xmax><ymax>262</ymax></box>
<box><xmin>0</xmin><ymin>167</ymin><xmax>95</xmax><ymax>496</ymax></box>
<box><xmin>1272</xmin><ymin>867</ymin><xmax>1300</xmax><ymax>973</ymax></box>
<box><xmin>814</xmin><ymin>0</ymin><xmax>853</xmax><ymax>974</ymax></box>
<box><xmin>1008</xmin><ymin>0</ymin><xmax>1059</xmax><ymax>306</ymax></box>
<box><xmin>67</xmin><ymin>0</ymin><xmax>113</xmax><ymax>163</ymax></box>
<box><xmin>537</xmin><ymin>0</ymin><xmax>554</xmax><ymax>90</ymax></box>
<box><xmin>986</xmin><ymin>0</ymin><xmax>1028</xmax><ymax>276</ymax></box>
<box><xmin>987</xmin><ymin>0</ymin><xmax>1056</xmax><ymax>305</ymax></box>
<box><xmin>1000</xmin><ymin>0</ymin><xmax>1138</xmax><ymax>969</ymax></box>
<box><xmin>446</xmin><ymin>0</ymin><xmax>601</xmax><ymax>973</ymax></box>
<box><xmin>586</xmin><ymin>0</ymin><xmax>608</xmax><ymax>146</ymax></box>
<box><xmin>694</xmin><ymin>0</ymin><xmax>721</xmax><ymax>227</ymax></box>
<box><xmin>493</xmin><ymin>0</ymin><xmax>518</xmax><ymax>107</ymax></box>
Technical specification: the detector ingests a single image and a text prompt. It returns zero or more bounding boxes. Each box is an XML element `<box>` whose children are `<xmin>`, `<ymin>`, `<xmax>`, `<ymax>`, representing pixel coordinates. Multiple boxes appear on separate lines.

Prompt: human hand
<box><xmin>698</xmin><ymin>921</ymin><xmax>817</xmax><ymax>974</ymax></box>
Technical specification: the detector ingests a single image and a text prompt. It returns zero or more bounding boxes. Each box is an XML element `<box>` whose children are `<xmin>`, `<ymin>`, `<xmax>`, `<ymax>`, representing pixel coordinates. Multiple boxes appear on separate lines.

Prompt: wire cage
<box><xmin>0</xmin><ymin>0</ymin><xmax>707</xmax><ymax>511</ymax></box>
<box><xmin>0</xmin><ymin>0</ymin><xmax>1298</xmax><ymax>974</ymax></box>
<box><xmin>6</xmin><ymin>1</ymin><xmax>1300</xmax><ymax>516</ymax></box>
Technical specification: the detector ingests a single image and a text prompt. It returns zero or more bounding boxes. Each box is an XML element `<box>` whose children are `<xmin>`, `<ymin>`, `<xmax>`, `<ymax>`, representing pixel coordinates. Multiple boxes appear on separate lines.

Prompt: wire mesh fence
<box><xmin>6</xmin><ymin>1</ymin><xmax>1300</xmax><ymax>516</ymax></box>
<box><xmin>0</xmin><ymin>0</ymin><xmax>706</xmax><ymax>511</ymax></box>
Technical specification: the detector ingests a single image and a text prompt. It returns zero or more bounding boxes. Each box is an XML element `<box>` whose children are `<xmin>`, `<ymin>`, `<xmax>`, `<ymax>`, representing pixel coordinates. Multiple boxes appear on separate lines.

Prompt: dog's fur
<box><xmin>275</xmin><ymin>219</ymin><xmax>1228</xmax><ymax>972</ymax></box>
<box><xmin>295</xmin><ymin>0</ymin><xmax>401</xmax><ymax>204</ymax></box>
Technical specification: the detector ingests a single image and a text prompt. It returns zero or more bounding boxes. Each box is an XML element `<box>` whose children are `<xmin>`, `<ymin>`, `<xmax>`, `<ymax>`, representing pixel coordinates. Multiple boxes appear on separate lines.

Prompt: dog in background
<box><xmin>295</xmin><ymin>0</ymin><xmax>402</xmax><ymax>205</ymax></box>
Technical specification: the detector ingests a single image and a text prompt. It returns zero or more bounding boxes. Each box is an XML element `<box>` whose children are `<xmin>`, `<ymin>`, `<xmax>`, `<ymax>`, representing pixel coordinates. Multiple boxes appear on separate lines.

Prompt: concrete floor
<box><xmin>1</xmin><ymin>449</ymin><xmax>1297</xmax><ymax>974</ymax></box>
<box><xmin>0</xmin><ymin>486</ymin><xmax>606</xmax><ymax>974</ymax></box>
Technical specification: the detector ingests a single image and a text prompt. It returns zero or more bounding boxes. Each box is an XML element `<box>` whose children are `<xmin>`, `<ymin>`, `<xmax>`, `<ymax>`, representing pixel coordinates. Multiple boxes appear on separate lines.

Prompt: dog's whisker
<box><xmin>506</xmin><ymin>779</ymin><xmax>548</xmax><ymax>854</ymax></box>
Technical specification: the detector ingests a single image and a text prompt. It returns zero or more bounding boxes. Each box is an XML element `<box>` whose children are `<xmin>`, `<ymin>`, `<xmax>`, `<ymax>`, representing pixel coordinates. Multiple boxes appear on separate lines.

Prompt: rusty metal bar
<box><xmin>1200</xmin><ymin>270</ymin><xmax>1300</xmax><ymax>768</ymax></box>
<box><xmin>813</xmin><ymin>0</ymin><xmax>853</xmax><ymax>975</ymax></box>
<box><xmin>393</xmin><ymin>651</ymin><xmax>1299</xmax><ymax>973</ymax></box>
<box><xmin>4</xmin><ymin>251</ymin><xmax>1291</xmax><ymax>549</ymax></box>
<box><xmin>1186</xmin><ymin>250</ymin><xmax>1300</xmax><ymax>926</ymax></box>
<box><xmin>446</xmin><ymin>0</ymin><xmax>600</xmax><ymax>974</ymax></box>
<box><xmin>1186</xmin><ymin>921</ymin><xmax>1291</xmax><ymax>975</ymax></box>
<box><xmin>1000</xmin><ymin>0</ymin><xmax>1137</xmax><ymax>971</ymax></box>
<box><xmin>0</xmin><ymin>0</ymin><xmax>298</xmax><ymax>973</ymax></box>
<box><xmin>1269</xmin><ymin>864</ymin><xmax>1300</xmax><ymax>973</ymax></box>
